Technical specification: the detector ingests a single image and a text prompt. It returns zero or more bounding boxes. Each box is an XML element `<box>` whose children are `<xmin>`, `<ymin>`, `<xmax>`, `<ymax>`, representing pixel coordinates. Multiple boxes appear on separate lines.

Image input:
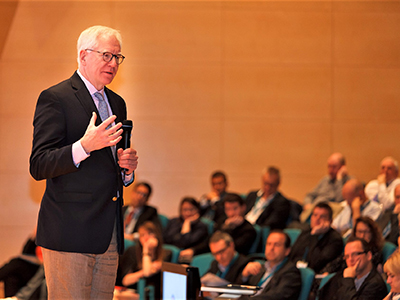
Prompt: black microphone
<box><xmin>121</xmin><ymin>120</ymin><xmax>133</xmax><ymax>150</ymax></box>
<box><xmin>121</xmin><ymin>120</ymin><xmax>133</xmax><ymax>174</ymax></box>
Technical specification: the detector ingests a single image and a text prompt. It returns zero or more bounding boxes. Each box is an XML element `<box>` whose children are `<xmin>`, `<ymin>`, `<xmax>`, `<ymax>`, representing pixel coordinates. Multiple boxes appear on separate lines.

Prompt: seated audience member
<box><xmin>0</xmin><ymin>229</ymin><xmax>40</xmax><ymax>297</ymax></box>
<box><xmin>239</xmin><ymin>230</ymin><xmax>301</xmax><ymax>300</ymax></box>
<box><xmin>116</xmin><ymin>221</ymin><xmax>168</xmax><ymax>298</ymax></box>
<box><xmin>378</xmin><ymin>184</ymin><xmax>400</xmax><ymax>246</ymax></box>
<box><xmin>163</xmin><ymin>197</ymin><xmax>208</xmax><ymax>263</ymax></box>
<box><xmin>383</xmin><ymin>250</ymin><xmax>400</xmax><ymax>300</ymax></box>
<box><xmin>1</xmin><ymin>247</ymin><xmax>47</xmax><ymax>300</ymax></box>
<box><xmin>303</xmin><ymin>152</ymin><xmax>350</xmax><ymax>211</ymax></box>
<box><xmin>244</xmin><ymin>167</ymin><xmax>290</xmax><ymax>230</ymax></box>
<box><xmin>318</xmin><ymin>237</ymin><xmax>387</xmax><ymax>300</ymax></box>
<box><xmin>199</xmin><ymin>171</ymin><xmax>229</xmax><ymax>223</ymax></box>
<box><xmin>189</xmin><ymin>193</ymin><xmax>257</xmax><ymax>256</ymax></box>
<box><xmin>218</xmin><ymin>194</ymin><xmax>257</xmax><ymax>255</ymax></box>
<box><xmin>289</xmin><ymin>202</ymin><xmax>343</xmax><ymax>273</ymax></box>
<box><xmin>201</xmin><ymin>231</ymin><xmax>250</xmax><ymax>285</ymax></box>
<box><xmin>365</xmin><ymin>156</ymin><xmax>400</xmax><ymax>211</ymax></box>
<box><xmin>322</xmin><ymin>216</ymin><xmax>384</xmax><ymax>275</ymax></box>
<box><xmin>332</xmin><ymin>179</ymin><xmax>382</xmax><ymax>238</ymax></box>
<box><xmin>123</xmin><ymin>182</ymin><xmax>160</xmax><ymax>241</ymax></box>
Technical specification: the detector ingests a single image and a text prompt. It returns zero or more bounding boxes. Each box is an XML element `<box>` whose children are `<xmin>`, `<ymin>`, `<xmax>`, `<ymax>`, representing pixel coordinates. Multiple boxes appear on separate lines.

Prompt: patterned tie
<box><xmin>94</xmin><ymin>91</ymin><xmax>110</xmax><ymax>123</ymax></box>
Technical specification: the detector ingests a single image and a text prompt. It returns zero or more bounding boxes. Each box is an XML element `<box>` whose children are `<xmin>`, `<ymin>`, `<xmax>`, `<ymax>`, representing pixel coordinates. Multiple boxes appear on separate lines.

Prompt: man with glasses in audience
<box><xmin>201</xmin><ymin>231</ymin><xmax>250</xmax><ymax>286</ymax></box>
<box><xmin>318</xmin><ymin>237</ymin><xmax>387</xmax><ymax>300</ymax></box>
<box><xmin>123</xmin><ymin>182</ymin><xmax>161</xmax><ymax>241</ymax></box>
<box><xmin>30</xmin><ymin>25</ymin><xmax>138</xmax><ymax>299</ymax></box>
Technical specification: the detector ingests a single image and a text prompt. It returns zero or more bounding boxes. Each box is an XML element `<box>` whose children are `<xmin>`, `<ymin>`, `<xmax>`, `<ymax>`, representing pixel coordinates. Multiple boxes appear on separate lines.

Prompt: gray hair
<box><xmin>77</xmin><ymin>25</ymin><xmax>122</xmax><ymax>66</ymax></box>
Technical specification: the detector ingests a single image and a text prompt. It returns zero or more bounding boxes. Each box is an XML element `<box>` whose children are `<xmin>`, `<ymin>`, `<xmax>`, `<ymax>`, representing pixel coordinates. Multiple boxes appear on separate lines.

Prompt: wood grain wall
<box><xmin>1</xmin><ymin>0</ymin><xmax>400</xmax><ymax>263</ymax></box>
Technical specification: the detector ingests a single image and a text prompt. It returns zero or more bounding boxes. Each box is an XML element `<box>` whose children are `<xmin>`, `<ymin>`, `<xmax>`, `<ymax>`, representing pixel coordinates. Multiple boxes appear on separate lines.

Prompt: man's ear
<box><xmin>367</xmin><ymin>251</ymin><xmax>373</xmax><ymax>261</ymax></box>
<box><xmin>79</xmin><ymin>50</ymin><xmax>87</xmax><ymax>65</ymax></box>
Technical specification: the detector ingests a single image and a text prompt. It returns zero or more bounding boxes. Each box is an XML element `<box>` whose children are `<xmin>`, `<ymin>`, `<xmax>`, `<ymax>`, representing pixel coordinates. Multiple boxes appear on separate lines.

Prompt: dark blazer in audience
<box><xmin>289</xmin><ymin>227</ymin><xmax>343</xmax><ymax>273</ymax></box>
<box><xmin>245</xmin><ymin>191</ymin><xmax>290</xmax><ymax>229</ymax></box>
<box><xmin>206</xmin><ymin>254</ymin><xmax>250</xmax><ymax>284</ymax></box>
<box><xmin>240</xmin><ymin>260</ymin><xmax>301</xmax><ymax>300</ymax></box>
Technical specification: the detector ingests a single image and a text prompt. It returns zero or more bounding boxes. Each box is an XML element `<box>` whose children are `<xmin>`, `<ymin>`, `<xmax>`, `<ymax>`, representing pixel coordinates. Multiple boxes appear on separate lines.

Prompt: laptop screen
<box><xmin>161</xmin><ymin>262</ymin><xmax>187</xmax><ymax>300</ymax></box>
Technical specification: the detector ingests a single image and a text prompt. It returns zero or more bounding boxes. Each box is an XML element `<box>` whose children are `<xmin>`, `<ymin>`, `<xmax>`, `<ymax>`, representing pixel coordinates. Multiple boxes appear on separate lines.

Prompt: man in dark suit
<box><xmin>245</xmin><ymin>166</ymin><xmax>290</xmax><ymax>229</ymax></box>
<box><xmin>289</xmin><ymin>202</ymin><xmax>343</xmax><ymax>273</ymax></box>
<box><xmin>239</xmin><ymin>230</ymin><xmax>301</xmax><ymax>300</ymax></box>
<box><xmin>123</xmin><ymin>181</ymin><xmax>161</xmax><ymax>241</ymax></box>
<box><xmin>318</xmin><ymin>237</ymin><xmax>387</xmax><ymax>300</ymax></box>
<box><xmin>29</xmin><ymin>25</ymin><xmax>138</xmax><ymax>299</ymax></box>
<box><xmin>202</xmin><ymin>231</ymin><xmax>249</xmax><ymax>285</ymax></box>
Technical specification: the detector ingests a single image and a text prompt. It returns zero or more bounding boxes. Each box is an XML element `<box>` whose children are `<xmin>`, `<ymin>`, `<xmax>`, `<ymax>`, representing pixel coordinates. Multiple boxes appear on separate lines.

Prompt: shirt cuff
<box><xmin>72</xmin><ymin>140</ymin><xmax>90</xmax><ymax>167</ymax></box>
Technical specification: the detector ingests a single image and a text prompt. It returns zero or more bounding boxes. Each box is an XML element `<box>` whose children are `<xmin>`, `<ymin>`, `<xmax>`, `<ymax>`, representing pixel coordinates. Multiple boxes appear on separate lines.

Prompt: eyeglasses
<box><xmin>85</xmin><ymin>49</ymin><xmax>125</xmax><ymax>65</ymax></box>
<box><xmin>343</xmin><ymin>251</ymin><xmax>366</xmax><ymax>260</ymax></box>
<box><xmin>211</xmin><ymin>244</ymin><xmax>230</xmax><ymax>256</ymax></box>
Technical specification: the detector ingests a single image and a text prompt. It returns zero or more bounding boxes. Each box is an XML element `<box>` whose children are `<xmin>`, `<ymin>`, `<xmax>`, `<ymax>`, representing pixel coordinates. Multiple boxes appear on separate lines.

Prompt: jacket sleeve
<box><xmin>30</xmin><ymin>89</ymin><xmax>79</xmax><ymax>180</ymax></box>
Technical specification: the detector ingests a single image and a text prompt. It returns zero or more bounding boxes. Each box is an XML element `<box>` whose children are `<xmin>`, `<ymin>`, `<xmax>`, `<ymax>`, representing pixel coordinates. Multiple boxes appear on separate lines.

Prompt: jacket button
<box><xmin>112</xmin><ymin>197</ymin><xmax>117</xmax><ymax>202</ymax></box>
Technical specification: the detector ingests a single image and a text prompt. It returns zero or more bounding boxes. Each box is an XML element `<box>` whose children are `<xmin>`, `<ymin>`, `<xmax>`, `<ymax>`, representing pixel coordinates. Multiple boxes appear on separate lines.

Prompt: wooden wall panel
<box><xmin>1</xmin><ymin>1</ymin><xmax>400</xmax><ymax>264</ymax></box>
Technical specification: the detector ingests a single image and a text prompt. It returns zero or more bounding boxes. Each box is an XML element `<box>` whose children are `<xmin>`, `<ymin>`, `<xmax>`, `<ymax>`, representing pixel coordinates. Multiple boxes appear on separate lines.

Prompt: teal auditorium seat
<box><xmin>382</xmin><ymin>241</ymin><xmax>397</xmax><ymax>263</ymax></box>
<box><xmin>283</xmin><ymin>228</ymin><xmax>302</xmax><ymax>246</ymax></box>
<box><xmin>316</xmin><ymin>272</ymin><xmax>336</xmax><ymax>300</ymax></box>
<box><xmin>248</xmin><ymin>224</ymin><xmax>262</xmax><ymax>254</ymax></box>
<box><xmin>191</xmin><ymin>252</ymin><xmax>215</xmax><ymax>277</ymax></box>
<box><xmin>124</xmin><ymin>239</ymin><xmax>136</xmax><ymax>251</ymax></box>
<box><xmin>261</xmin><ymin>226</ymin><xmax>271</xmax><ymax>251</ymax></box>
<box><xmin>137</xmin><ymin>278</ymin><xmax>155</xmax><ymax>300</ymax></box>
<box><xmin>163</xmin><ymin>244</ymin><xmax>181</xmax><ymax>263</ymax></box>
<box><xmin>158</xmin><ymin>214</ymin><xmax>169</xmax><ymax>230</ymax></box>
<box><xmin>298</xmin><ymin>267</ymin><xmax>315</xmax><ymax>300</ymax></box>
<box><xmin>200</xmin><ymin>217</ymin><xmax>216</xmax><ymax>235</ymax></box>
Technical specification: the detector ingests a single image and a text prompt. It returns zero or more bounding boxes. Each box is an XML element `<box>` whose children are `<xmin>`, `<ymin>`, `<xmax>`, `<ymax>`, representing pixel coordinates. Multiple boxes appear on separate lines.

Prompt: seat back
<box><xmin>382</xmin><ymin>241</ymin><xmax>397</xmax><ymax>263</ymax></box>
<box><xmin>248</xmin><ymin>224</ymin><xmax>262</xmax><ymax>254</ymax></box>
<box><xmin>163</xmin><ymin>244</ymin><xmax>181</xmax><ymax>263</ymax></box>
<box><xmin>137</xmin><ymin>278</ymin><xmax>155</xmax><ymax>300</ymax></box>
<box><xmin>298</xmin><ymin>267</ymin><xmax>315</xmax><ymax>300</ymax></box>
<box><xmin>191</xmin><ymin>252</ymin><xmax>215</xmax><ymax>277</ymax></box>
<box><xmin>283</xmin><ymin>228</ymin><xmax>302</xmax><ymax>246</ymax></box>
<box><xmin>200</xmin><ymin>217</ymin><xmax>215</xmax><ymax>235</ymax></box>
<box><xmin>316</xmin><ymin>272</ymin><xmax>336</xmax><ymax>300</ymax></box>
<box><xmin>158</xmin><ymin>214</ymin><xmax>169</xmax><ymax>230</ymax></box>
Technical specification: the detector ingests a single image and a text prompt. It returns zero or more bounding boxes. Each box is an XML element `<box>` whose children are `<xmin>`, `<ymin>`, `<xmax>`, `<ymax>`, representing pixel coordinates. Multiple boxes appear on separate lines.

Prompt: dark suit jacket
<box><xmin>318</xmin><ymin>267</ymin><xmax>387</xmax><ymax>300</ymax></box>
<box><xmin>163</xmin><ymin>218</ymin><xmax>208</xmax><ymax>249</ymax></box>
<box><xmin>217</xmin><ymin>219</ymin><xmax>257</xmax><ymax>255</ymax></box>
<box><xmin>289</xmin><ymin>227</ymin><xmax>344</xmax><ymax>273</ymax></box>
<box><xmin>206</xmin><ymin>254</ymin><xmax>249</xmax><ymax>284</ymax></box>
<box><xmin>122</xmin><ymin>205</ymin><xmax>161</xmax><ymax>233</ymax></box>
<box><xmin>245</xmin><ymin>191</ymin><xmax>290</xmax><ymax>229</ymax></box>
<box><xmin>30</xmin><ymin>71</ymin><xmax>131</xmax><ymax>254</ymax></box>
<box><xmin>240</xmin><ymin>260</ymin><xmax>301</xmax><ymax>300</ymax></box>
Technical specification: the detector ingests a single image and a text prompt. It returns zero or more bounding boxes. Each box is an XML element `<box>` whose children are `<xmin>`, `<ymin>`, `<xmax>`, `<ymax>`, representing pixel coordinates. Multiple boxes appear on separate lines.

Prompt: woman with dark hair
<box><xmin>116</xmin><ymin>221</ymin><xmax>167</xmax><ymax>298</ymax></box>
<box><xmin>163</xmin><ymin>197</ymin><xmax>208</xmax><ymax>262</ymax></box>
<box><xmin>322</xmin><ymin>216</ymin><xmax>384</xmax><ymax>274</ymax></box>
<box><xmin>350</xmin><ymin>216</ymin><xmax>384</xmax><ymax>268</ymax></box>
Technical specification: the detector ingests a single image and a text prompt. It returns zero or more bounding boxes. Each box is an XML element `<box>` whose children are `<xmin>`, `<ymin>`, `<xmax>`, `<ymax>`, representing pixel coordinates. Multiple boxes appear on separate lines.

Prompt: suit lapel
<box><xmin>70</xmin><ymin>72</ymin><xmax>117</xmax><ymax>162</ymax></box>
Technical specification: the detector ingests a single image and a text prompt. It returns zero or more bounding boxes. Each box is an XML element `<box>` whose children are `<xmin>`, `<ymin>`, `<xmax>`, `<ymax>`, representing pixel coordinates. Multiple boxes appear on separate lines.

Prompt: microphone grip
<box><xmin>121</xmin><ymin>120</ymin><xmax>133</xmax><ymax>174</ymax></box>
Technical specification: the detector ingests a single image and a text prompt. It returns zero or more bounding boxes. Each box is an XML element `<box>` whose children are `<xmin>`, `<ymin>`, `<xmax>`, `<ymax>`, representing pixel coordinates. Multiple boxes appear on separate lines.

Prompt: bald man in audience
<box><xmin>332</xmin><ymin>179</ymin><xmax>382</xmax><ymax>238</ymax></box>
<box><xmin>303</xmin><ymin>152</ymin><xmax>350</xmax><ymax>212</ymax></box>
<box><xmin>365</xmin><ymin>156</ymin><xmax>400</xmax><ymax>211</ymax></box>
